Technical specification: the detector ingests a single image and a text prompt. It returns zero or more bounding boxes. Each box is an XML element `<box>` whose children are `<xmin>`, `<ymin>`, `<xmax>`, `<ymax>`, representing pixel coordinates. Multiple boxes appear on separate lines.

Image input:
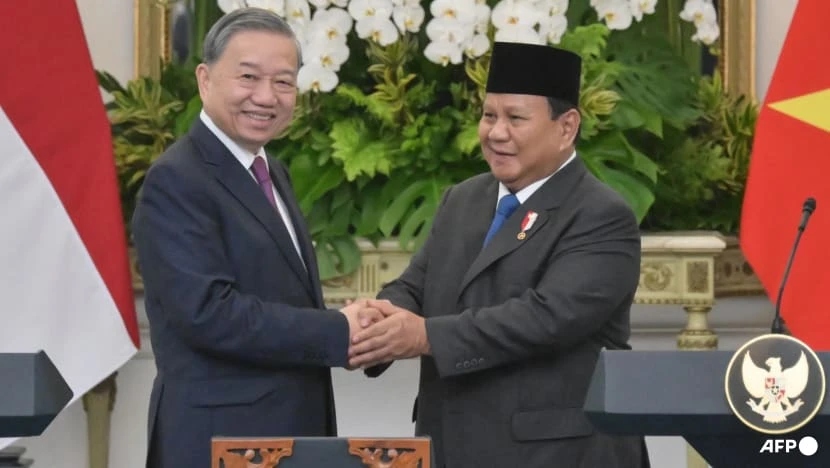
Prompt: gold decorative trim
<box><xmin>714</xmin><ymin>236</ymin><xmax>765</xmax><ymax>297</ymax></box>
<box><xmin>720</xmin><ymin>0</ymin><xmax>756</xmax><ymax>100</ymax></box>
<box><xmin>634</xmin><ymin>298</ymin><xmax>714</xmax><ymax>306</ymax></box>
<box><xmin>134</xmin><ymin>0</ymin><xmax>170</xmax><ymax>79</ymax></box>
<box><xmin>686</xmin><ymin>261</ymin><xmax>709</xmax><ymax>294</ymax></box>
<box><xmin>640</xmin><ymin>262</ymin><xmax>673</xmax><ymax>291</ymax></box>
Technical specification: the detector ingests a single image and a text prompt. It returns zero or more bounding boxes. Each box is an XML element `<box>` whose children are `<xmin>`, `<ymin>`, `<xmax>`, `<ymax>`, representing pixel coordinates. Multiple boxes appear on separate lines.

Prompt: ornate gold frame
<box><xmin>719</xmin><ymin>0</ymin><xmax>757</xmax><ymax>100</ymax></box>
<box><xmin>134</xmin><ymin>0</ymin><xmax>757</xmax><ymax>97</ymax></box>
<box><xmin>134</xmin><ymin>0</ymin><xmax>171</xmax><ymax>79</ymax></box>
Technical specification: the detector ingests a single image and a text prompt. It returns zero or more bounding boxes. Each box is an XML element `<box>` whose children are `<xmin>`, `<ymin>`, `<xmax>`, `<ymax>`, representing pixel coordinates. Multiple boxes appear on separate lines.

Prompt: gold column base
<box><xmin>677</xmin><ymin>306</ymin><xmax>718</xmax><ymax>350</ymax></box>
<box><xmin>82</xmin><ymin>373</ymin><xmax>117</xmax><ymax>468</ymax></box>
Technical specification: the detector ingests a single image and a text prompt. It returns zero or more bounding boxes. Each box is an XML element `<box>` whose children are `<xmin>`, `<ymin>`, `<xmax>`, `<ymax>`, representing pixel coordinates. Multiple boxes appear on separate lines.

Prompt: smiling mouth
<box><xmin>242</xmin><ymin>111</ymin><xmax>276</xmax><ymax>121</ymax></box>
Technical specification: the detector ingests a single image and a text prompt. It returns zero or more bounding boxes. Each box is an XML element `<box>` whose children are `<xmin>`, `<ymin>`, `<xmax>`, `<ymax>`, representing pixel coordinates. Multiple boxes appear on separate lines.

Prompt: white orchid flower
<box><xmin>430</xmin><ymin>0</ymin><xmax>478</xmax><ymax>26</ymax></box>
<box><xmin>304</xmin><ymin>38</ymin><xmax>350</xmax><ymax>71</ymax></box>
<box><xmin>548</xmin><ymin>0</ymin><xmax>569</xmax><ymax>16</ymax></box>
<box><xmin>393</xmin><ymin>4</ymin><xmax>426</xmax><ymax>33</ymax></box>
<box><xmin>595</xmin><ymin>0</ymin><xmax>634</xmax><ymax>30</ymax></box>
<box><xmin>424</xmin><ymin>40</ymin><xmax>464</xmax><ymax>66</ymax></box>
<box><xmin>473</xmin><ymin>3</ymin><xmax>492</xmax><ymax>34</ymax></box>
<box><xmin>244</xmin><ymin>0</ymin><xmax>287</xmax><ymax>16</ymax></box>
<box><xmin>539</xmin><ymin>13</ymin><xmax>568</xmax><ymax>45</ymax></box>
<box><xmin>426</xmin><ymin>17</ymin><xmax>472</xmax><ymax>45</ymax></box>
<box><xmin>348</xmin><ymin>0</ymin><xmax>394</xmax><ymax>22</ymax></box>
<box><xmin>309</xmin><ymin>7</ymin><xmax>354</xmax><ymax>42</ymax></box>
<box><xmin>463</xmin><ymin>34</ymin><xmax>490</xmax><ymax>58</ymax></box>
<box><xmin>297</xmin><ymin>63</ymin><xmax>339</xmax><ymax>93</ymax></box>
<box><xmin>494</xmin><ymin>25</ymin><xmax>545</xmax><ymax>45</ymax></box>
<box><xmin>491</xmin><ymin>0</ymin><xmax>542</xmax><ymax>30</ymax></box>
<box><xmin>680</xmin><ymin>0</ymin><xmax>717</xmax><ymax>26</ymax></box>
<box><xmin>355</xmin><ymin>17</ymin><xmax>400</xmax><ymax>45</ymax></box>
<box><xmin>629</xmin><ymin>0</ymin><xmax>657</xmax><ymax>22</ymax></box>
<box><xmin>692</xmin><ymin>20</ymin><xmax>720</xmax><ymax>45</ymax></box>
<box><xmin>285</xmin><ymin>0</ymin><xmax>311</xmax><ymax>23</ymax></box>
<box><xmin>218</xmin><ymin>0</ymin><xmax>246</xmax><ymax>13</ymax></box>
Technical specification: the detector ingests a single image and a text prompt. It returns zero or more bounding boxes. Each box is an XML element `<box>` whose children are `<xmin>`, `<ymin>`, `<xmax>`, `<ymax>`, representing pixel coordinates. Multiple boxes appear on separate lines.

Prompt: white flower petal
<box><xmin>424</xmin><ymin>40</ymin><xmax>463</xmax><ymax>66</ymax></box>
<box><xmin>393</xmin><ymin>5</ymin><xmax>425</xmax><ymax>33</ymax></box>
<box><xmin>494</xmin><ymin>25</ymin><xmax>544</xmax><ymax>45</ymax></box>
<box><xmin>297</xmin><ymin>64</ymin><xmax>339</xmax><ymax>93</ymax></box>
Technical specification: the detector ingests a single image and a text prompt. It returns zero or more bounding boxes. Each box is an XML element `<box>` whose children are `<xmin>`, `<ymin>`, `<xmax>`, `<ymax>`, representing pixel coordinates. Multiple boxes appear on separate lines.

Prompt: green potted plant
<box><xmin>100</xmin><ymin>0</ymin><xmax>748</xmax><ymax>285</ymax></box>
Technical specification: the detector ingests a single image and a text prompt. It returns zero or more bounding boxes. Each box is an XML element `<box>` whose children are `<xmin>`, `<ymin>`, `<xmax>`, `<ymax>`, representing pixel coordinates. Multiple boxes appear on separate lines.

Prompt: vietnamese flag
<box><xmin>0</xmin><ymin>0</ymin><xmax>139</xmax><ymax>446</ymax></box>
<box><xmin>741</xmin><ymin>0</ymin><xmax>830</xmax><ymax>349</ymax></box>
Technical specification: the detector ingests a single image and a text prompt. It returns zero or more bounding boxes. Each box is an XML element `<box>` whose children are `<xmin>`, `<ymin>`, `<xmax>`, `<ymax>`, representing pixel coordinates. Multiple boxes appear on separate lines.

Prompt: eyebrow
<box><xmin>238</xmin><ymin>61</ymin><xmax>295</xmax><ymax>76</ymax></box>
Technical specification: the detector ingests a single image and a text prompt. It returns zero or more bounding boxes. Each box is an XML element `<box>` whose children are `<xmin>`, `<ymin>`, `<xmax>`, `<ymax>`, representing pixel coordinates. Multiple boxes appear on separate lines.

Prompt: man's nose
<box><xmin>251</xmin><ymin>80</ymin><xmax>278</xmax><ymax>106</ymax></box>
<box><xmin>488</xmin><ymin>119</ymin><xmax>509</xmax><ymax>140</ymax></box>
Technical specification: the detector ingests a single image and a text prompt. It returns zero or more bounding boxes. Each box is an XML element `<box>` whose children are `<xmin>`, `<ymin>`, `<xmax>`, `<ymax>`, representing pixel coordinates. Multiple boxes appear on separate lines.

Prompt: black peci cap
<box><xmin>485</xmin><ymin>42</ymin><xmax>582</xmax><ymax>107</ymax></box>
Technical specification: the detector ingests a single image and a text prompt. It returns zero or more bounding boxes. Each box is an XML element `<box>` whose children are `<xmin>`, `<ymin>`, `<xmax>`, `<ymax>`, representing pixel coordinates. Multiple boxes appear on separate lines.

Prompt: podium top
<box><xmin>0</xmin><ymin>351</ymin><xmax>73</xmax><ymax>438</ymax></box>
<box><xmin>583</xmin><ymin>350</ymin><xmax>830</xmax><ymax>436</ymax></box>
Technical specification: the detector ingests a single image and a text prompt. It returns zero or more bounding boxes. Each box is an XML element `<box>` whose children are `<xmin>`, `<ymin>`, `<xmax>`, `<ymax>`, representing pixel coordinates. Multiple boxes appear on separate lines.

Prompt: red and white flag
<box><xmin>0</xmin><ymin>0</ymin><xmax>139</xmax><ymax>446</ymax></box>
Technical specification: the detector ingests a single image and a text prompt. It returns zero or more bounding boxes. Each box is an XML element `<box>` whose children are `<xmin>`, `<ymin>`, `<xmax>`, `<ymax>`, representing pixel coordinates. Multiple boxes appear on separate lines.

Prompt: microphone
<box><xmin>771</xmin><ymin>197</ymin><xmax>817</xmax><ymax>334</ymax></box>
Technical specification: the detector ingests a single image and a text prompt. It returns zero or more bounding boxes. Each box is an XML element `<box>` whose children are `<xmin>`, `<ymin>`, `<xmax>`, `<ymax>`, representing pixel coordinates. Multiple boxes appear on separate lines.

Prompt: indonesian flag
<box><xmin>0</xmin><ymin>0</ymin><xmax>139</xmax><ymax>446</ymax></box>
<box><xmin>741</xmin><ymin>0</ymin><xmax>830</xmax><ymax>349</ymax></box>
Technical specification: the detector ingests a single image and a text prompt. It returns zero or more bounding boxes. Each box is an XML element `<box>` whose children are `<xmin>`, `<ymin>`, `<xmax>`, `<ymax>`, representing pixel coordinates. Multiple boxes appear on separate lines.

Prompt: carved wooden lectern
<box><xmin>211</xmin><ymin>437</ymin><xmax>432</xmax><ymax>468</ymax></box>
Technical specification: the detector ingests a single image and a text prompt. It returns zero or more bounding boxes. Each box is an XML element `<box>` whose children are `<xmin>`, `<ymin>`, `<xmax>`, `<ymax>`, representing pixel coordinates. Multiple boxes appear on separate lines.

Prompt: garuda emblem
<box><xmin>742</xmin><ymin>351</ymin><xmax>809</xmax><ymax>423</ymax></box>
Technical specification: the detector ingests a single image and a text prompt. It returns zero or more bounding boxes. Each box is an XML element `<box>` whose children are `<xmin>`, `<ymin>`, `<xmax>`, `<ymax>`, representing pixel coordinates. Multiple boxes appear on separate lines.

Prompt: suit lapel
<box><xmin>269</xmin><ymin>161</ymin><xmax>325</xmax><ymax>307</ymax></box>
<box><xmin>458</xmin><ymin>158</ymin><xmax>588</xmax><ymax>295</ymax></box>
<box><xmin>189</xmin><ymin>121</ymin><xmax>314</xmax><ymax>297</ymax></box>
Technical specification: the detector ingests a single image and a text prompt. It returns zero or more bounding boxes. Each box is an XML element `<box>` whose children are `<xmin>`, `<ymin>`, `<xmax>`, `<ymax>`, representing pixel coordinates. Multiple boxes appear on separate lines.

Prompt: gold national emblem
<box><xmin>724</xmin><ymin>334</ymin><xmax>826</xmax><ymax>434</ymax></box>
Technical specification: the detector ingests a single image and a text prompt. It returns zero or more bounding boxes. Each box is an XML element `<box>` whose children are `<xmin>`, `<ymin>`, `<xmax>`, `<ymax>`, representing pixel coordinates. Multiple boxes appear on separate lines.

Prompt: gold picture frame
<box><xmin>134</xmin><ymin>0</ymin><xmax>756</xmax><ymax>99</ymax></box>
<box><xmin>134</xmin><ymin>0</ymin><xmax>171</xmax><ymax>80</ymax></box>
<box><xmin>719</xmin><ymin>0</ymin><xmax>757</xmax><ymax>101</ymax></box>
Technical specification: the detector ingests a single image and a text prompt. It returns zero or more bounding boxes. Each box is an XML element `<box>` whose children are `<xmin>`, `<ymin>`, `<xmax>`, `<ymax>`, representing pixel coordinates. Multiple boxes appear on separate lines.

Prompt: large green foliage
<box><xmin>97</xmin><ymin>0</ymin><xmax>756</xmax><ymax>280</ymax></box>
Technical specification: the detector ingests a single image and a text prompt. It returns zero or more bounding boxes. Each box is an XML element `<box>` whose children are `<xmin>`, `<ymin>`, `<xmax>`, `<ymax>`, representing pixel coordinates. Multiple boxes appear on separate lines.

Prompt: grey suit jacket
<box><xmin>373</xmin><ymin>157</ymin><xmax>649</xmax><ymax>468</ymax></box>
<box><xmin>132</xmin><ymin>119</ymin><xmax>349</xmax><ymax>468</ymax></box>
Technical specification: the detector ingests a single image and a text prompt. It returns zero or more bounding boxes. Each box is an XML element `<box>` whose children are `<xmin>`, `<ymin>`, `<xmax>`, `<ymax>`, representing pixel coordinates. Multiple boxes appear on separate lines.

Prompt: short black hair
<box><xmin>546</xmin><ymin>96</ymin><xmax>581</xmax><ymax>143</ymax></box>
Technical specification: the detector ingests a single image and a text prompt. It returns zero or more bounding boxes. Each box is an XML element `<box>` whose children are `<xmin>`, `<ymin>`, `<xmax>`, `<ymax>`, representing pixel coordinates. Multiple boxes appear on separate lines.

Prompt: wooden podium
<box><xmin>211</xmin><ymin>437</ymin><xmax>432</xmax><ymax>467</ymax></box>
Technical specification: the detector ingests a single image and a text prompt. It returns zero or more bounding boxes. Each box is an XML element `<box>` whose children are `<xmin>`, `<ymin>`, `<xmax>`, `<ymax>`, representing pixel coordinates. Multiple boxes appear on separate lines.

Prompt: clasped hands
<box><xmin>339</xmin><ymin>299</ymin><xmax>430</xmax><ymax>369</ymax></box>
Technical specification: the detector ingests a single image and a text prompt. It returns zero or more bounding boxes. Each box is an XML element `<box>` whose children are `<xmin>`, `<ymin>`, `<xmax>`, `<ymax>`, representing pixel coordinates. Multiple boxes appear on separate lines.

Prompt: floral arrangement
<box><xmin>101</xmin><ymin>0</ymin><xmax>742</xmax><ymax>280</ymax></box>
<box><xmin>217</xmin><ymin>0</ymin><xmax>720</xmax><ymax>92</ymax></box>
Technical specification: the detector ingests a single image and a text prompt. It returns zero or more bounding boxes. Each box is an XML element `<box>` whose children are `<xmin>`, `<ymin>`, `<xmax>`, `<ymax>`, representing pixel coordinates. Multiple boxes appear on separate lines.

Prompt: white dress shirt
<box><xmin>200</xmin><ymin>110</ymin><xmax>306</xmax><ymax>269</ymax></box>
<box><xmin>495</xmin><ymin>150</ymin><xmax>578</xmax><ymax>207</ymax></box>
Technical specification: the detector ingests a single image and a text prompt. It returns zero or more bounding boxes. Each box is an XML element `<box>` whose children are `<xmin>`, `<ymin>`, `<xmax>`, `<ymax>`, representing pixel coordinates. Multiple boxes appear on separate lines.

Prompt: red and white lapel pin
<box><xmin>518</xmin><ymin>211</ymin><xmax>538</xmax><ymax>240</ymax></box>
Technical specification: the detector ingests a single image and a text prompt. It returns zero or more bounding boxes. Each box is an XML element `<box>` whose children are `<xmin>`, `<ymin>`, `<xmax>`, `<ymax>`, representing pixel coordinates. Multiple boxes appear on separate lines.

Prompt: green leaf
<box><xmin>378</xmin><ymin>177</ymin><xmax>446</xmax><ymax>241</ymax></box>
<box><xmin>315</xmin><ymin>235</ymin><xmax>362</xmax><ymax>280</ymax></box>
<box><xmin>603</xmin><ymin>169</ymin><xmax>655</xmax><ymax>222</ymax></box>
<box><xmin>452</xmin><ymin>121</ymin><xmax>480</xmax><ymax>155</ymax></box>
<box><xmin>290</xmin><ymin>156</ymin><xmax>344</xmax><ymax>214</ymax></box>
<box><xmin>329</xmin><ymin>119</ymin><xmax>394</xmax><ymax>180</ymax></box>
<box><xmin>174</xmin><ymin>95</ymin><xmax>202</xmax><ymax>137</ymax></box>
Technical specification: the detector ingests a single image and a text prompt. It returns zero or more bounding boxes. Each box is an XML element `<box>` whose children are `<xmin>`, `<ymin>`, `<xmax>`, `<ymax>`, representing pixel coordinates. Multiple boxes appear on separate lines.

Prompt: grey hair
<box><xmin>202</xmin><ymin>7</ymin><xmax>303</xmax><ymax>68</ymax></box>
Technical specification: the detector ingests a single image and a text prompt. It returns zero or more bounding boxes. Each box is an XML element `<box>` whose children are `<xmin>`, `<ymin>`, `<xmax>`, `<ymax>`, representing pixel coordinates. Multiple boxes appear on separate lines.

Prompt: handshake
<box><xmin>339</xmin><ymin>299</ymin><xmax>430</xmax><ymax>370</ymax></box>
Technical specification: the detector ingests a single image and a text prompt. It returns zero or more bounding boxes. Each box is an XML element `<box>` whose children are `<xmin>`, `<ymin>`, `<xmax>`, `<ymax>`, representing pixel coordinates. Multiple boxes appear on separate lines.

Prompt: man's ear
<box><xmin>558</xmin><ymin>108</ymin><xmax>581</xmax><ymax>149</ymax></box>
<box><xmin>195</xmin><ymin>63</ymin><xmax>210</xmax><ymax>101</ymax></box>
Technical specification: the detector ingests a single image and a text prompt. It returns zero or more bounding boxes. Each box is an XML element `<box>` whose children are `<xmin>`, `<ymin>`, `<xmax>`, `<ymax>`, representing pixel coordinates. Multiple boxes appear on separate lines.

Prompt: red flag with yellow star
<box><xmin>741</xmin><ymin>0</ymin><xmax>830</xmax><ymax>349</ymax></box>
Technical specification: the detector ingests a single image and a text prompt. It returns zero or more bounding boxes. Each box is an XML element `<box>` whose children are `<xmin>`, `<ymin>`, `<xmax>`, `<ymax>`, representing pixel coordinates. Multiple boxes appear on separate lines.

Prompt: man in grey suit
<box><xmin>131</xmin><ymin>8</ymin><xmax>379</xmax><ymax>468</ymax></box>
<box><xmin>349</xmin><ymin>42</ymin><xmax>650</xmax><ymax>467</ymax></box>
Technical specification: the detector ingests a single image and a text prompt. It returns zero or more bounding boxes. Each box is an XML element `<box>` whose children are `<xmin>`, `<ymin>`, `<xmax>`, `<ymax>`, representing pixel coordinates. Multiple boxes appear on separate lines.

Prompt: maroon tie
<box><xmin>251</xmin><ymin>156</ymin><xmax>278</xmax><ymax>210</ymax></box>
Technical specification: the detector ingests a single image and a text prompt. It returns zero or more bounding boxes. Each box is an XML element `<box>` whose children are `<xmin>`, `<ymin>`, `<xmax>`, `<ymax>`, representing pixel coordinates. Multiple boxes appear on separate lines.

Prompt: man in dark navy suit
<box><xmin>132</xmin><ymin>8</ymin><xmax>378</xmax><ymax>468</ymax></box>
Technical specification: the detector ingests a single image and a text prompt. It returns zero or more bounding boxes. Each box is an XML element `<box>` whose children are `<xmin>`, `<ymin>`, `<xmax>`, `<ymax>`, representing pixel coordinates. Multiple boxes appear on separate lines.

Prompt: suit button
<box><xmin>463</xmin><ymin>360</ymin><xmax>471</xmax><ymax>369</ymax></box>
<box><xmin>479</xmin><ymin>358</ymin><xmax>485</xmax><ymax>365</ymax></box>
<box><xmin>455</xmin><ymin>363</ymin><xmax>462</xmax><ymax>370</ymax></box>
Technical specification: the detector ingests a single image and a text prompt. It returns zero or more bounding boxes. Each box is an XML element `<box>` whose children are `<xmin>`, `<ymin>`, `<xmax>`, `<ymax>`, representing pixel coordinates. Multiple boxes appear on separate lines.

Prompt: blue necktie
<box><xmin>483</xmin><ymin>194</ymin><xmax>520</xmax><ymax>247</ymax></box>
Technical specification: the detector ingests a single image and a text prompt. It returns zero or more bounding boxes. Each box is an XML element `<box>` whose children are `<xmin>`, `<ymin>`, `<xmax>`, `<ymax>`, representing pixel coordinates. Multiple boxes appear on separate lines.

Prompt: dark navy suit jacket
<box><xmin>132</xmin><ymin>118</ymin><xmax>348</xmax><ymax>468</ymax></box>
